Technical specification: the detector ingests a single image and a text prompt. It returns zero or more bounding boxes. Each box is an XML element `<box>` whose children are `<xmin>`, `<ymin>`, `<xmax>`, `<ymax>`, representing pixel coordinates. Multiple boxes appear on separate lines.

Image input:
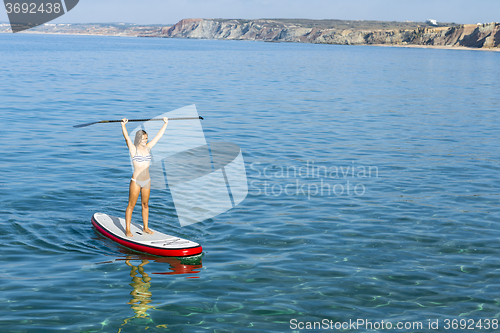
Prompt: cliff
<box><xmin>161</xmin><ymin>19</ymin><xmax>500</xmax><ymax>49</ymax></box>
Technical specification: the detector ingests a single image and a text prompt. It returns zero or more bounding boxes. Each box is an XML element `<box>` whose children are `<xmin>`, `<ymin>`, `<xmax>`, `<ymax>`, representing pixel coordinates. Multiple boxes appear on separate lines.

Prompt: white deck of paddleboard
<box><xmin>93</xmin><ymin>213</ymin><xmax>199</xmax><ymax>249</ymax></box>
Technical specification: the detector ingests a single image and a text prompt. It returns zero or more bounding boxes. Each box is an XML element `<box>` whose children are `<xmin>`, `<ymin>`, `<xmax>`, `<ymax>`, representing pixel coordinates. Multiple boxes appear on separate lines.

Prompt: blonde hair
<box><xmin>134</xmin><ymin>130</ymin><xmax>148</xmax><ymax>146</ymax></box>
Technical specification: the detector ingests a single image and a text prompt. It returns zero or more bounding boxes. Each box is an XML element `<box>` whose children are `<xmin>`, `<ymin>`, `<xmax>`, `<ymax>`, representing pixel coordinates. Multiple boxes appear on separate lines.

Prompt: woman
<box><xmin>121</xmin><ymin>117</ymin><xmax>168</xmax><ymax>237</ymax></box>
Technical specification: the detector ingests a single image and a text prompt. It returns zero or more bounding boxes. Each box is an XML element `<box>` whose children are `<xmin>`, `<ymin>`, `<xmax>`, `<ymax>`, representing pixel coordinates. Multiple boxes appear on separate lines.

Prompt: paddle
<box><xmin>73</xmin><ymin>116</ymin><xmax>204</xmax><ymax>128</ymax></box>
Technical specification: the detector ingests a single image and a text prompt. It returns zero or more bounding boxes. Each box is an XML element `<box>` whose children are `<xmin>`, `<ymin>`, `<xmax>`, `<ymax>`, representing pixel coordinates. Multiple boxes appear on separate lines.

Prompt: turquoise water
<box><xmin>1</xmin><ymin>33</ymin><xmax>500</xmax><ymax>332</ymax></box>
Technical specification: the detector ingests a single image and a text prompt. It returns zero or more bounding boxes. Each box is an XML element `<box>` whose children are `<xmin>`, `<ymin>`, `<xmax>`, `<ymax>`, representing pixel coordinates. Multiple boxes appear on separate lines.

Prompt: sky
<box><xmin>1</xmin><ymin>0</ymin><xmax>499</xmax><ymax>25</ymax></box>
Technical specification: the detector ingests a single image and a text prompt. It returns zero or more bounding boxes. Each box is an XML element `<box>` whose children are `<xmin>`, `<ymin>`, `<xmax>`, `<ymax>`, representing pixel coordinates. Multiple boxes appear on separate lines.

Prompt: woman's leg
<box><xmin>125</xmin><ymin>180</ymin><xmax>141</xmax><ymax>237</ymax></box>
<box><xmin>141</xmin><ymin>185</ymin><xmax>152</xmax><ymax>234</ymax></box>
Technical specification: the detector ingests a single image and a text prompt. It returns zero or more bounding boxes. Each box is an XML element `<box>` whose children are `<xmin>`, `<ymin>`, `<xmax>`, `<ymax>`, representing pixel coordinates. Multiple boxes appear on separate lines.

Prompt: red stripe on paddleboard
<box><xmin>92</xmin><ymin>216</ymin><xmax>202</xmax><ymax>257</ymax></box>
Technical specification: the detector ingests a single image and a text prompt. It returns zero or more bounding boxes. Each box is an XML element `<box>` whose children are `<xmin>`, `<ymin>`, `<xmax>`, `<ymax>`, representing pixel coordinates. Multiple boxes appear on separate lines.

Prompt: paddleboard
<box><xmin>91</xmin><ymin>213</ymin><xmax>202</xmax><ymax>257</ymax></box>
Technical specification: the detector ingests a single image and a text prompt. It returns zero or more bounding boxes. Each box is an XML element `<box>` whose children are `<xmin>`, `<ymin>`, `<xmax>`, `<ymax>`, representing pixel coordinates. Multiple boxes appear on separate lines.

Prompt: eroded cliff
<box><xmin>161</xmin><ymin>19</ymin><xmax>500</xmax><ymax>49</ymax></box>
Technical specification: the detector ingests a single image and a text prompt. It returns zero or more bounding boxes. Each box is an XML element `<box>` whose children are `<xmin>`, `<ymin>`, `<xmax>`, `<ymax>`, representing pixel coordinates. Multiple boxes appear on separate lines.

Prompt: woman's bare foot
<box><xmin>126</xmin><ymin>230</ymin><xmax>133</xmax><ymax>237</ymax></box>
<box><xmin>143</xmin><ymin>228</ymin><xmax>154</xmax><ymax>235</ymax></box>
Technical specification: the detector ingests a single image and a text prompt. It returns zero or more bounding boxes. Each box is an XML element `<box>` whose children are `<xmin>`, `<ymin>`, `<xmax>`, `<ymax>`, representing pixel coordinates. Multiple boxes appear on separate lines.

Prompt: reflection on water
<box><xmin>125</xmin><ymin>259</ymin><xmax>154</xmax><ymax>321</ymax></box>
<box><xmin>107</xmin><ymin>254</ymin><xmax>203</xmax><ymax>326</ymax></box>
<box><xmin>151</xmin><ymin>256</ymin><xmax>203</xmax><ymax>277</ymax></box>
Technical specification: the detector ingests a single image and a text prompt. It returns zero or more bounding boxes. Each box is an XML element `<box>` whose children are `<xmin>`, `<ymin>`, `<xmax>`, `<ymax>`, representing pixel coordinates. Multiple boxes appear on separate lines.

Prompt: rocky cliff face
<box><xmin>161</xmin><ymin>19</ymin><xmax>500</xmax><ymax>49</ymax></box>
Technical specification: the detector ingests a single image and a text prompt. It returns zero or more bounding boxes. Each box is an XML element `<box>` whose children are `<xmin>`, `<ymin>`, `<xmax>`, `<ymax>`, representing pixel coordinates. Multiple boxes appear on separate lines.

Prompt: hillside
<box><xmin>160</xmin><ymin>19</ymin><xmax>500</xmax><ymax>49</ymax></box>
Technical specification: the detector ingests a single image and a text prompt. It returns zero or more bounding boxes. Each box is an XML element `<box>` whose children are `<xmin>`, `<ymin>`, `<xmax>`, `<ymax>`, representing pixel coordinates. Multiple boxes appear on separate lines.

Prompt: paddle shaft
<box><xmin>107</xmin><ymin>117</ymin><xmax>202</xmax><ymax>124</ymax></box>
<box><xmin>73</xmin><ymin>116</ymin><xmax>203</xmax><ymax>128</ymax></box>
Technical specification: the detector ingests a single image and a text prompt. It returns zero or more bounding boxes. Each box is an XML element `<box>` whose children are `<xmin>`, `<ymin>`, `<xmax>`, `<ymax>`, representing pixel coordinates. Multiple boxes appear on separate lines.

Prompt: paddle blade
<box><xmin>73</xmin><ymin>121</ymin><xmax>99</xmax><ymax>128</ymax></box>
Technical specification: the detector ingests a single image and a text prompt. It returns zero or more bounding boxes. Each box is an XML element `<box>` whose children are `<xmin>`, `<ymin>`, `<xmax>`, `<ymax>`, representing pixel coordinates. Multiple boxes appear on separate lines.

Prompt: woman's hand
<box><xmin>163</xmin><ymin>117</ymin><xmax>169</xmax><ymax>124</ymax></box>
<box><xmin>121</xmin><ymin>118</ymin><xmax>128</xmax><ymax>125</ymax></box>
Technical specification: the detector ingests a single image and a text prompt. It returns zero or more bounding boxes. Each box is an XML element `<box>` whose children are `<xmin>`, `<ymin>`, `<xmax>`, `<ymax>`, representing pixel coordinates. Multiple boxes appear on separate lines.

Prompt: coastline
<box><xmin>369</xmin><ymin>43</ymin><xmax>500</xmax><ymax>52</ymax></box>
<box><xmin>2</xmin><ymin>18</ymin><xmax>499</xmax><ymax>52</ymax></box>
<box><xmin>162</xmin><ymin>18</ymin><xmax>500</xmax><ymax>52</ymax></box>
<box><xmin>6</xmin><ymin>31</ymin><xmax>499</xmax><ymax>52</ymax></box>
<box><xmin>14</xmin><ymin>31</ymin><xmax>141</xmax><ymax>38</ymax></box>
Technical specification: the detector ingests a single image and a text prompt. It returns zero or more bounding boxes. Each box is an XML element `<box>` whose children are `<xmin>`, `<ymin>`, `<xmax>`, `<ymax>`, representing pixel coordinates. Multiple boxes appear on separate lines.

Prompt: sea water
<box><xmin>0</xmin><ymin>33</ymin><xmax>499</xmax><ymax>332</ymax></box>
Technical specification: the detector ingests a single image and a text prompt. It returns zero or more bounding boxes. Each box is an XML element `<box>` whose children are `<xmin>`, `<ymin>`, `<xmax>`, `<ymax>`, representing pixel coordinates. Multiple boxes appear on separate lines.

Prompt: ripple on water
<box><xmin>1</xmin><ymin>34</ymin><xmax>500</xmax><ymax>332</ymax></box>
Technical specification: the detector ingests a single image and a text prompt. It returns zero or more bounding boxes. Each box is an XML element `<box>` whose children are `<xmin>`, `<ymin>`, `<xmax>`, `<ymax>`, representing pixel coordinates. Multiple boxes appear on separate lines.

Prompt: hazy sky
<box><xmin>1</xmin><ymin>0</ymin><xmax>499</xmax><ymax>25</ymax></box>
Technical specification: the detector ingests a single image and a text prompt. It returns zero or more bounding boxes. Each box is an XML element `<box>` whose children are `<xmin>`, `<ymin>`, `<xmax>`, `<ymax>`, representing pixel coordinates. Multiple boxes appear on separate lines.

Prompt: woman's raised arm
<box><xmin>121</xmin><ymin>118</ymin><xmax>133</xmax><ymax>148</ymax></box>
<box><xmin>147</xmin><ymin>117</ymin><xmax>168</xmax><ymax>149</ymax></box>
